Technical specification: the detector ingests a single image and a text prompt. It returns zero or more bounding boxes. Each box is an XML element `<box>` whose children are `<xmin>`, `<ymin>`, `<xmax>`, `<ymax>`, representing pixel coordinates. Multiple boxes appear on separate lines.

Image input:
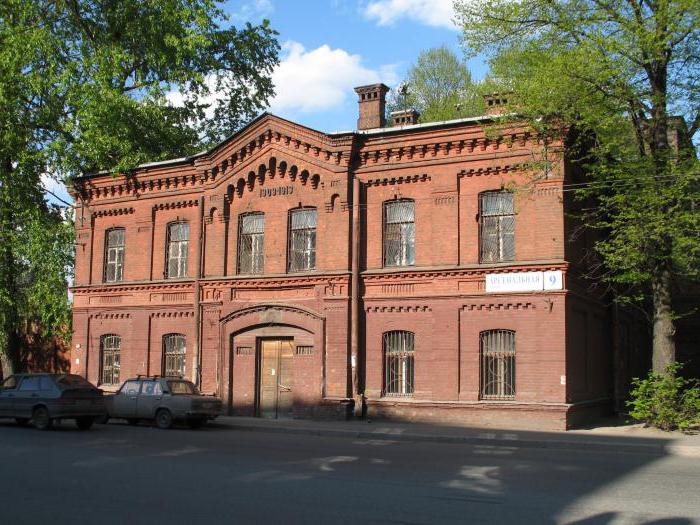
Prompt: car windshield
<box><xmin>167</xmin><ymin>380</ymin><xmax>198</xmax><ymax>395</ymax></box>
<box><xmin>57</xmin><ymin>375</ymin><xmax>94</xmax><ymax>389</ymax></box>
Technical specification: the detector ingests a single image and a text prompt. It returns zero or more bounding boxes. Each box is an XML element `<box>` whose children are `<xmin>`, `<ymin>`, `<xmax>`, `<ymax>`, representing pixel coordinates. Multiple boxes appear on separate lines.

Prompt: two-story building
<box><xmin>69</xmin><ymin>84</ymin><xmax>649</xmax><ymax>430</ymax></box>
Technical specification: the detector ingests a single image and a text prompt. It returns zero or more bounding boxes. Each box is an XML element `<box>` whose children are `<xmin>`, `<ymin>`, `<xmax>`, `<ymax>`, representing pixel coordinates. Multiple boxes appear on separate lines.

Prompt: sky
<box><xmin>44</xmin><ymin>0</ymin><xmax>485</xmax><ymax>205</ymax></box>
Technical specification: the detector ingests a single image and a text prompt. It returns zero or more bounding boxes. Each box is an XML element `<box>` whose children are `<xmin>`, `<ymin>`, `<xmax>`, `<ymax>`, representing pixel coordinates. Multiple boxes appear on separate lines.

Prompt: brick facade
<box><xmin>70</xmin><ymin>85</ymin><xmax>627</xmax><ymax>430</ymax></box>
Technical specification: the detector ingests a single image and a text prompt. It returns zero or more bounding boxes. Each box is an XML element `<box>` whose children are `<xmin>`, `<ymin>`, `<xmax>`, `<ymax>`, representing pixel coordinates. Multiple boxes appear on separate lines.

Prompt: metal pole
<box><xmin>351</xmin><ymin>175</ymin><xmax>363</xmax><ymax>417</ymax></box>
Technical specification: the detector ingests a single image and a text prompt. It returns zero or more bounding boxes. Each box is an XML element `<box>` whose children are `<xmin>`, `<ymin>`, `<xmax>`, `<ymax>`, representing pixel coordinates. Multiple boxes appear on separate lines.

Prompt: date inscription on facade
<box><xmin>260</xmin><ymin>186</ymin><xmax>294</xmax><ymax>198</ymax></box>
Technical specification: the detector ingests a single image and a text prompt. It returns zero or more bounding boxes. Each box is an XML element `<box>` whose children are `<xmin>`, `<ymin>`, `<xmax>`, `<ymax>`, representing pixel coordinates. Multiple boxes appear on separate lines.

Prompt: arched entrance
<box><xmin>220</xmin><ymin>304</ymin><xmax>325</xmax><ymax>418</ymax></box>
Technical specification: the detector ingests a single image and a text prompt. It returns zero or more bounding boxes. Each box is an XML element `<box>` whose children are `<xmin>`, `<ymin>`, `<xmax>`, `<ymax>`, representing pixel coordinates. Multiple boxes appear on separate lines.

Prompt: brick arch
<box><xmin>220</xmin><ymin>303</ymin><xmax>325</xmax><ymax>336</ymax></box>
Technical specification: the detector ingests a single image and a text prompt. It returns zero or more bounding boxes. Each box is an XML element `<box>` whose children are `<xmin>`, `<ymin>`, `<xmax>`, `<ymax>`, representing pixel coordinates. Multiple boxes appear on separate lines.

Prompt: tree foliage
<box><xmin>0</xmin><ymin>0</ymin><xmax>280</xmax><ymax>377</ymax></box>
<box><xmin>455</xmin><ymin>0</ymin><xmax>700</xmax><ymax>372</ymax></box>
<box><xmin>388</xmin><ymin>46</ymin><xmax>484</xmax><ymax>123</ymax></box>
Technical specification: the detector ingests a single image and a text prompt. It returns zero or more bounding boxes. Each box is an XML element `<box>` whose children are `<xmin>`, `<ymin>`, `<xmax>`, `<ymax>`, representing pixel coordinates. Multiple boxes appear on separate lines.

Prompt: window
<box><xmin>167</xmin><ymin>380</ymin><xmax>198</xmax><ymax>395</ymax></box>
<box><xmin>383</xmin><ymin>200</ymin><xmax>415</xmax><ymax>267</ymax></box>
<box><xmin>119</xmin><ymin>380</ymin><xmax>141</xmax><ymax>396</ymax></box>
<box><xmin>238</xmin><ymin>213</ymin><xmax>265</xmax><ymax>274</ymax></box>
<box><xmin>384</xmin><ymin>331</ymin><xmax>415</xmax><ymax>396</ymax></box>
<box><xmin>39</xmin><ymin>376</ymin><xmax>55</xmax><ymax>391</ymax></box>
<box><xmin>480</xmin><ymin>330</ymin><xmax>516</xmax><ymax>400</ymax></box>
<box><xmin>104</xmin><ymin>228</ymin><xmax>125</xmax><ymax>282</ymax></box>
<box><xmin>295</xmin><ymin>345</ymin><xmax>313</xmax><ymax>356</ymax></box>
<box><xmin>142</xmin><ymin>381</ymin><xmax>163</xmax><ymax>396</ymax></box>
<box><xmin>288</xmin><ymin>208</ymin><xmax>317</xmax><ymax>272</ymax></box>
<box><xmin>166</xmin><ymin>222</ymin><xmax>189</xmax><ymax>278</ymax></box>
<box><xmin>163</xmin><ymin>334</ymin><xmax>186</xmax><ymax>378</ymax></box>
<box><xmin>1</xmin><ymin>376</ymin><xmax>18</xmax><ymax>390</ymax></box>
<box><xmin>100</xmin><ymin>335</ymin><xmax>121</xmax><ymax>385</ymax></box>
<box><xmin>479</xmin><ymin>191</ymin><xmax>515</xmax><ymax>263</ymax></box>
<box><xmin>19</xmin><ymin>376</ymin><xmax>40</xmax><ymax>391</ymax></box>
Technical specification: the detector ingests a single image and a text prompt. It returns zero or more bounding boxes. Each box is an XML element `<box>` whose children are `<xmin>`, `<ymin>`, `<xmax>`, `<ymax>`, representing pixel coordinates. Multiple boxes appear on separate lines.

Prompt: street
<box><xmin>1</xmin><ymin>419</ymin><xmax>699</xmax><ymax>525</ymax></box>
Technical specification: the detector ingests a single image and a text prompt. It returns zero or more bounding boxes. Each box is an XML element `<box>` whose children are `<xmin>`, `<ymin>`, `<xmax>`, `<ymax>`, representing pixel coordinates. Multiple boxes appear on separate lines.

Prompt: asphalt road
<box><xmin>1</xmin><ymin>419</ymin><xmax>699</xmax><ymax>525</ymax></box>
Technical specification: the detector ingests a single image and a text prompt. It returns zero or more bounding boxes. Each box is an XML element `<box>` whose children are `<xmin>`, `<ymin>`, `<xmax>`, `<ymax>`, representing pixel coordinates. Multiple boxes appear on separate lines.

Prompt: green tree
<box><xmin>0</xmin><ymin>0</ymin><xmax>279</xmax><ymax>377</ymax></box>
<box><xmin>455</xmin><ymin>0</ymin><xmax>700</xmax><ymax>373</ymax></box>
<box><xmin>388</xmin><ymin>46</ymin><xmax>484</xmax><ymax>123</ymax></box>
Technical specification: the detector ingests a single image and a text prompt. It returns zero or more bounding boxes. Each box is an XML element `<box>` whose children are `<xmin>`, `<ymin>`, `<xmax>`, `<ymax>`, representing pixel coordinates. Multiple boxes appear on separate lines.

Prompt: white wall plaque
<box><xmin>485</xmin><ymin>270</ymin><xmax>563</xmax><ymax>293</ymax></box>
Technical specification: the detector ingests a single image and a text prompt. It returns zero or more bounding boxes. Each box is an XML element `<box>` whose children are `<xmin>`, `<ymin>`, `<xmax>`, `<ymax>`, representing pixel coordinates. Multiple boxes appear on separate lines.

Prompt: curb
<box><xmin>214</xmin><ymin>420</ymin><xmax>700</xmax><ymax>458</ymax></box>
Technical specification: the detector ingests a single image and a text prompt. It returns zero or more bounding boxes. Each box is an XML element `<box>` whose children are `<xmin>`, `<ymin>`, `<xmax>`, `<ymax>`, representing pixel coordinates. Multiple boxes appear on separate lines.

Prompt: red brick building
<box><xmin>70</xmin><ymin>84</ymin><xmax>645</xmax><ymax>430</ymax></box>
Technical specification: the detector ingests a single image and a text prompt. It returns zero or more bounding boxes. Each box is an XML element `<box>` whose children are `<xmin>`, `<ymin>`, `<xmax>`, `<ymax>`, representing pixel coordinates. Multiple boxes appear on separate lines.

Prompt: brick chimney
<box><xmin>391</xmin><ymin>109</ymin><xmax>420</xmax><ymax>127</ymax></box>
<box><xmin>483</xmin><ymin>93</ymin><xmax>512</xmax><ymax>116</ymax></box>
<box><xmin>355</xmin><ymin>83</ymin><xmax>389</xmax><ymax>130</ymax></box>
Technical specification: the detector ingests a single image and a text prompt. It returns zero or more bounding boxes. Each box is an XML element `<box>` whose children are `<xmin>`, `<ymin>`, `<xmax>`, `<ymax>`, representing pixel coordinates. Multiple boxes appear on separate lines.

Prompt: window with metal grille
<box><xmin>103</xmin><ymin>228</ymin><xmax>125</xmax><ymax>282</ymax></box>
<box><xmin>236</xmin><ymin>346</ymin><xmax>253</xmax><ymax>356</ymax></box>
<box><xmin>163</xmin><ymin>334</ymin><xmax>186</xmax><ymax>377</ymax></box>
<box><xmin>384</xmin><ymin>331</ymin><xmax>415</xmax><ymax>396</ymax></box>
<box><xmin>166</xmin><ymin>222</ymin><xmax>189</xmax><ymax>278</ymax></box>
<box><xmin>100</xmin><ymin>335</ymin><xmax>121</xmax><ymax>385</ymax></box>
<box><xmin>383</xmin><ymin>200</ymin><xmax>415</xmax><ymax>267</ymax></box>
<box><xmin>237</xmin><ymin>213</ymin><xmax>264</xmax><ymax>274</ymax></box>
<box><xmin>295</xmin><ymin>345</ymin><xmax>313</xmax><ymax>356</ymax></box>
<box><xmin>288</xmin><ymin>208</ymin><xmax>317</xmax><ymax>272</ymax></box>
<box><xmin>480</xmin><ymin>330</ymin><xmax>516</xmax><ymax>400</ymax></box>
<box><xmin>479</xmin><ymin>191</ymin><xmax>515</xmax><ymax>263</ymax></box>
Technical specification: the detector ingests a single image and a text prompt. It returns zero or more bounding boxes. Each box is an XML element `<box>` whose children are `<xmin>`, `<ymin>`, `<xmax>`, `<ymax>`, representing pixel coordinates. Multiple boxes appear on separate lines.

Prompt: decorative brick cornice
<box><xmin>91</xmin><ymin>312</ymin><xmax>131</xmax><ymax>320</ymax></box>
<box><xmin>460</xmin><ymin>302</ymin><xmax>535</xmax><ymax>312</ymax></box>
<box><xmin>361</xmin><ymin>263</ymin><xmax>568</xmax><ymax>282</ymax></box>
<box><xmin>150</xmin><ymin>311</ymin><xmax>194</xmax><ymax>319</ymax></box>
<box><xmin>365</xmin><ymin>174</ymin><xmax>431</xmax><ymax>187</ymax></box>
<box><xmin>459</xmin><ymin>164</ymin><xmax>522</xmax><ymax>178</ymax></box>
<box><xmin>153</xmin><ymin>199</ymin><xmax>199</xmax><ymax>211</ymax></box>
<box><xmin>365</xmin><ymin>305</ymin><xmax>432</xmax><ymax>313</ymax></box>
<box><xmin>92</xmin><ymin>207</ymin><xmax>135</xmax><ymax>218</ymax></box>
<box><xmin>72</xmin><ymin>282</ymin><xmax>194</xmax><ymax>294</ymax></box>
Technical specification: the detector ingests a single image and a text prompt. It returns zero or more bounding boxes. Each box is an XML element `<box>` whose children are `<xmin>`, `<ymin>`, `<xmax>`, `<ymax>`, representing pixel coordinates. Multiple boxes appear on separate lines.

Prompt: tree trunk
<box><xmin>651</xmin><ymin>262</ymin><xmax>675</xmax><ymax>373</ymax></box>
<box><xmin>0</xmin><ymin>349</ymin><xmax>14</xmax><ymax>380</ymax></box>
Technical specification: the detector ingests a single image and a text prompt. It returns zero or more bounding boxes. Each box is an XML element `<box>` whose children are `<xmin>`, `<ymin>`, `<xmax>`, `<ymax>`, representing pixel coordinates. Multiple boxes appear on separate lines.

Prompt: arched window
<box><xmin>479</xmin><ymin>191</ymin><xmax>515</xmax><ymax>263</ymax></box>
<box><xmin>480</xmin><ymin>330</ymin><xmax>516</xmax><ymax>400</ymax></box>
<box><xmin>163</xmin><ymin>334</ymin><xmax>186</xmax><ymax>378</ymax></box>
<box><xmin>238</xmin><ymin>212</ymin><xmax>265</xmax><ymax>274</ymax></box>
<box><xmin>104</xmin><ymin>228</ymin><xmax>125</xmax><ymax>282</ymax></box>
<box><xmin>383</xmin><ymin>200</ymin><xmax>415</xmax><ymax>267</ymax></box>
<box><xmin>384</xmin><ymin>331</ymin><xmax>415</xmax><ymax>396</ymax></box>
<box><xmin>166</xmin><ymin>222</ymin><xmax>189</xmax><ymax>278</ymax></box>
<box><xmin>288</xmin><ymin>207</ymin><xmax>317</xmax><ymax>272</ymax></box>
<box><xmin>100</xmin><ymin>335</ymin><xmax>121</xmax><ymax>385</ymax></box>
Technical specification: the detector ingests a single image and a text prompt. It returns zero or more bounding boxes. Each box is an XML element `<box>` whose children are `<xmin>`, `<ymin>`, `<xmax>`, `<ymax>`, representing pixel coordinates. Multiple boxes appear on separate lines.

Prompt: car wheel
<box><xmin>95</xmin><ymin>415</ymin><xmax>109</xmax><ymax>425</ymax></box>
<box><xmin>32</xmin><ymin>407</ymin><xmax>53</xmax><ymax>431</ymax></box>
<box><xmin>15</xmin><ymin>418</ymin><xmax>29</xmax><ymax>427</ymax></box>
<box><xmin>76</xmin><ymin>417</ymin><xmax>94</xmax><ymax>430</ymax></box>
<box><xmin>188</xmin><ymin>418</ymin><xmax>205</xmax><ymax>430</ymax></box>
<box><xmin>126</xmin><ymin>418</ymin><xmax>139</xmax><ymax>426</ymax></box>
<box><xmin>155</xmin><ymin>409</ymin><xmax>173</xmax><ymax>430</ymax></box>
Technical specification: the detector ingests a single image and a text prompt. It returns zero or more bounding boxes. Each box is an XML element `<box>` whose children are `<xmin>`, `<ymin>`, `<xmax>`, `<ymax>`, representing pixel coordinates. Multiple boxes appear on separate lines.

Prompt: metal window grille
<box><xmin>104</xmin><ymin>229</ymin><xmax>125</xmax><ymax>282</ymax></box>
<box><xmin>288</xmin><ymin>208</ymin><xmax>317</xmax><ymax>272</ymax></box>
<box><xmin>479</xmin><ymin>191</ymin><xmax>515</xmax><ymax>263</ymax></box>
<box><xmin>236</xmin><ymin>346</ymin><xmax>253</xmax><ymax>356</ymax></box>
<box><xmin>166</xmin><ymin>222</ymin><xmax>189</xmax><ymax>278</ymax></box>
<box><xmin>384</xmin><ymin>331</ymin><xmax>415</xmax><ymax>396</ymax></box>
<box><xmin>100</xmin><ymin>335</ymin><xmax>121</xmax><ymax>385</ymax></box>
<box><xmin>237</xmin><ymin>213</ymin><xmax>264</xmax><ymax>274</ymax></box>
<box><xmin>383</xmin><ymin>200</ymin><xmax>415</xmax><ymax>267</ymax></box>
<box><xmin>295</xmin><ymin>345</ymin><xmax>313</xmax><ymax>356</ymax></box>
<box><xmin>480</xmin><ymin>330</ymin><xmax>516</xmax><ymax>400</ymax></box>
<box><xmin>163</xmin><ymin>334</ymin><xmax>186</xmax><ymax>378</ymax></box>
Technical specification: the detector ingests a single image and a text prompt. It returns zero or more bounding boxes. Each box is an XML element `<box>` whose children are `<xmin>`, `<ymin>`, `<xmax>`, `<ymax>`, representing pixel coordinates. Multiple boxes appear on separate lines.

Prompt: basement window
<box><xmin>480</xmin><ymin>330</ymin><xmax>516</xmax><ymax>400</ymax></box>
<box><xmin>384</xmin><ymin>331</ymin><xmax>415</xmax><ymax>396</ymax></box>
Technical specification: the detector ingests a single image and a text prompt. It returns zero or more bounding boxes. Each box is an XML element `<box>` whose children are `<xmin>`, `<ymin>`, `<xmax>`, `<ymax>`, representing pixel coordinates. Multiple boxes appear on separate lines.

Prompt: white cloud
<box><xmin>363</xmin><ymin>0</ymin><xmax>457</xmax><ymax>30</ymax></box>
<box><xmin>269</xmin><ymin>41</ymin><xmax>399</xmax><ymax>114</ymax></box>
<box><xmin>230</xmin><ymin>0</ymin><xmax>274</xmax><ymax>21</ymax></box>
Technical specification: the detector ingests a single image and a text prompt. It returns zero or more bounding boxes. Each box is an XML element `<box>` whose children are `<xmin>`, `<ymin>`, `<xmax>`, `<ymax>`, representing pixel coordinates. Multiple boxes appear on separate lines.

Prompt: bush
<box><xmin>626</xmin><ymin>363</ymin><xmax>700</xmax><ymax>431</ymax></box>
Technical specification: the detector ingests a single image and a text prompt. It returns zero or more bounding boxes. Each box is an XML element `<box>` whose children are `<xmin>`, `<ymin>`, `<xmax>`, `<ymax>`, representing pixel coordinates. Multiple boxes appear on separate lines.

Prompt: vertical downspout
<box><xmin>193</xmin><ymin>196</ymin><xmax>205</xmax><ymax>387</ymax></box>
<box><xmin>351</xmin><ymin>175</ymin><xmax>363</xmax><ymax>417</ymax></box>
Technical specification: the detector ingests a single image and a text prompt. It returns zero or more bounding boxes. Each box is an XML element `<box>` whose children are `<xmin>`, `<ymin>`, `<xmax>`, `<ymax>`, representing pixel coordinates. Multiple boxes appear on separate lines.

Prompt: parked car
<box><xmin>103</xmin><ymin>376</ymin><xmax>222</xmax><ymax>429</ymax></box>
<box><xmin>0</xmin><ymin>373</ymin><xmax>105</xmax><ymax>430</ymax></box>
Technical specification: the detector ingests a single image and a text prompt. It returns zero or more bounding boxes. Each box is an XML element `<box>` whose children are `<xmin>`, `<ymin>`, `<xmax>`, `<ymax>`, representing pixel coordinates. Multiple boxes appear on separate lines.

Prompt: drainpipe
<box><xmin>193</xmin><ymin>195</ymin><xmax>205</xmax><ymax>387</ymax></box>
<box><xmin>350</xmin><ymin>175</ymin><xmax>363</xmax><ymax>417</ymax></box>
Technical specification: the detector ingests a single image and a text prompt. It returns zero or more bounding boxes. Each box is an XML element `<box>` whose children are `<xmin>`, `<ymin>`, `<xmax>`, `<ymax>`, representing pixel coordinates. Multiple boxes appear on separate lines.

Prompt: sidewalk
<box><xmin>214</xmin><ymin>416</ymin><xmax>700</xmax><ymax>458</ymax></box>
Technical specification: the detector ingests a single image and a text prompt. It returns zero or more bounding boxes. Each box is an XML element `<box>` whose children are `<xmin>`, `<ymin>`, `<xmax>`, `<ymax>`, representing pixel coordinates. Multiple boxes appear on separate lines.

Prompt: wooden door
<box><xmin>259</xmin><ymin>340</ymin><xmax>294</xmax><ymax>419</ymax></box>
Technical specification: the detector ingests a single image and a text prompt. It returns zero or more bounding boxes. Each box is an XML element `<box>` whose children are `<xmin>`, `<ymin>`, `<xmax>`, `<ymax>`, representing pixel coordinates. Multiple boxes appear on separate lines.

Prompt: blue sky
<box><xmin>226</xmin><ymin>0</ymin><xmax>487</xmax><ymax>132</ymax></box>
<box><xmin>46</xmin><ymin>0</ymin><xmax>486</xmax><ymax>204</ymax></box>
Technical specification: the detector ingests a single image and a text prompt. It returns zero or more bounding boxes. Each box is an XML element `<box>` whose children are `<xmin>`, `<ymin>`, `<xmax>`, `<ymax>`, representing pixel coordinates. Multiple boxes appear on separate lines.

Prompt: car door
<box><xmin>110</xmin><ymin>380</ymin><xmax>141</xmax><ymax>418</ymax></box>
<box><xmin>136</xmin><ymin>381</ymin><xmax>163</xmax><ymax>419</ymax></box>
<box><xmin>0</xmin><ymin>376</ymin><xmax>19</xmax><ymax>416</ymax></box>
<box><xmin>14</xmin><ymin>376</ymin><xmax>42</xmax><ymax>418</ymax></box>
